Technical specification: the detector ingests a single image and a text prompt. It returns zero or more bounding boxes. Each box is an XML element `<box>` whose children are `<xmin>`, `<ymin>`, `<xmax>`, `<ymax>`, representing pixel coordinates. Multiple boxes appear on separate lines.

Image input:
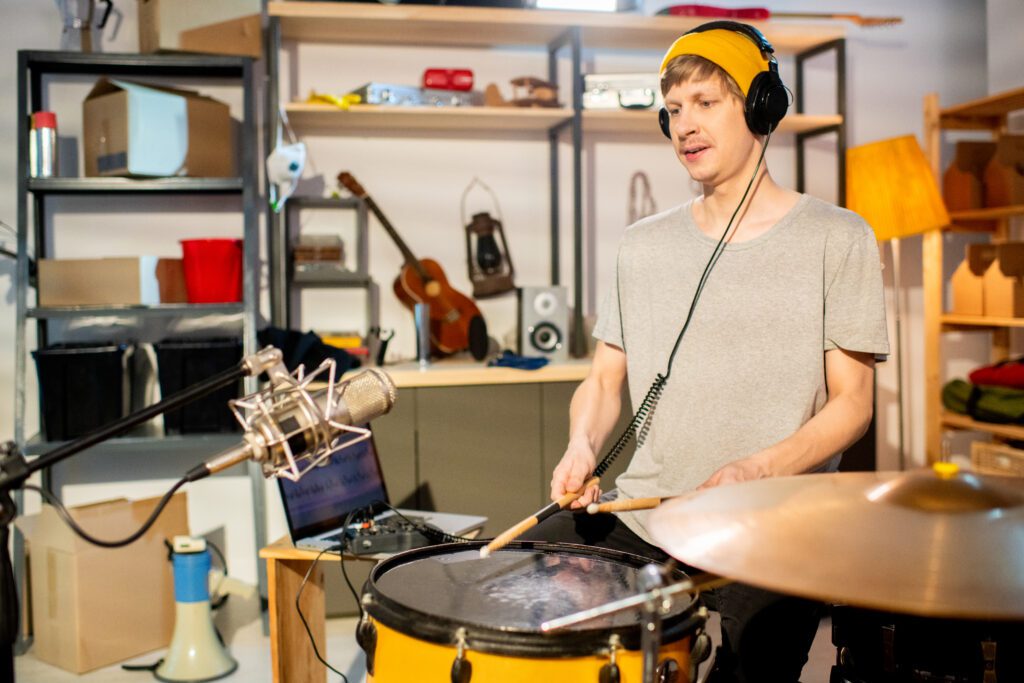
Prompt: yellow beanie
<box><xmin>659</xmin><ymin>29</ymin><xmax>769</xmax><ymax>97</ymax></box>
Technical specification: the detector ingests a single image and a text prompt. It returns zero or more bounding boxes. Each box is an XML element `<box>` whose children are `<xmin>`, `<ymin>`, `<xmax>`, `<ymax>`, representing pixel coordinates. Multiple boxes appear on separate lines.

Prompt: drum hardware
<box><xmin>355</xmin><ymin>615</ymin><xmax>378</xmax><ymax>676</ymax></box>
<box><xmin>450</xmin><ymin>627</ymin><xmax>472</xmax><ymax>683</ymax></box>
<box><xmin>639</xmin><ymin>564</ymin><xmax>670</xmax><ymax>683</ymax></box>
<box><xmin>598</xmin><ymin>634</ymin><xmax>622</xmax><ymax>683</ymax></box>
<box><xmin>541</xmin><ymin>573</ymin><xmax>728</xmax><ymax>633</ymax></box>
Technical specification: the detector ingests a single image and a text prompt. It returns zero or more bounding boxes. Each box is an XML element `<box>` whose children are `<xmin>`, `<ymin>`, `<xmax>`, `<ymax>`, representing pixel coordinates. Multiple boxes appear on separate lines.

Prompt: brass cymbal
<box><xmin>648</xmin><ymin>466</ymin><xmax>1024</xmax><ymax>619</ymax></box>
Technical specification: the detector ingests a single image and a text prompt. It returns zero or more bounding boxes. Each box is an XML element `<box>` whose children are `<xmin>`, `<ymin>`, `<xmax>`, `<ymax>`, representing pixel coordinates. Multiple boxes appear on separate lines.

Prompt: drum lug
<box><xmin>599</xmin><ymin>634</ymin><xmax>621</xmax><ymax>683</ymax></box>
<box><xmin>982</xmin><ymin>639</ymin><xmax>997</xmax><ymax>683</ymax></box>
<box><xmin>656</xmin><ymin>658</ymin><xmax>680</xmax><ymax>683</ymax></box>
<box><xmin>355</xmin><ymin>617</ymin><xmax>377</xmax><ymax>677</ymax></box>
<box><xmin>451</xmin><ymin>627</ymin><xmax>473</xmax><ymax>683</ymax></box>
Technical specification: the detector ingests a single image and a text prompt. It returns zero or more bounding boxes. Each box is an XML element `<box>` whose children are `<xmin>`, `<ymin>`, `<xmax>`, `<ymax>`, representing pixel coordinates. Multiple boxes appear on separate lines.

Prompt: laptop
<box><xmin>278</xmin><ymin>425</ymin><xmax>487</xmax><ymax>553</ymax></box>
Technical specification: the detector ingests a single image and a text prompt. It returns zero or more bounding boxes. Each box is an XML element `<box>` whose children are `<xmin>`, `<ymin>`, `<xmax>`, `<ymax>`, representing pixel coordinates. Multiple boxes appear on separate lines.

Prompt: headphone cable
<box><xmin>593</xmin><ymin>132</ymin><xmax>772</xmax><ymax>478</ymax></box>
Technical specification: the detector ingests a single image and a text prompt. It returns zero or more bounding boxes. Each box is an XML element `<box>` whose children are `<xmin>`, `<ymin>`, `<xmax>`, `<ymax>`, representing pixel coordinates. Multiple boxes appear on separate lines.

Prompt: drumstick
<box><xmin>480</xmin><ymin>476</ymin><xmax>599</xmax><ymax>558</ymax></box>
<box><xmin>586</xmin><ymin>496</ymin><xmax>664</xmax><ymax>514</ymax></box>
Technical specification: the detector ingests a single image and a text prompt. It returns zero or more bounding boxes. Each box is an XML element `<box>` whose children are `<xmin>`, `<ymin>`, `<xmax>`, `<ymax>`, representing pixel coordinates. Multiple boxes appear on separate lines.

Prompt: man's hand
<box><xmin>550</xmin><ymin>439</ymin><xmax>600</xmax><ymax>508</ymax></box>
<box><xmin>697</xmin><ymin>453</ymin><xmax>771</xmax><ymax>490</ymax></box>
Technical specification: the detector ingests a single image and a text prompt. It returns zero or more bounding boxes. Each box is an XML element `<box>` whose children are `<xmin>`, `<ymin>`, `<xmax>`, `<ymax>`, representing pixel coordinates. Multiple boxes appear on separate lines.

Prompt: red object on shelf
<box><xmin>659</xmin><ymin>4</ymin><xmax>770</xmax><ymax>19</ymax></box>
<box><xmin>422</xmin><ymin>68</ymin><xmax>474</xmax><ymax>92</ymax></box>
<box><xmin>180</xmin><ymin>239</ymin><xmax>243</xmax><ymax>303</ymax></box>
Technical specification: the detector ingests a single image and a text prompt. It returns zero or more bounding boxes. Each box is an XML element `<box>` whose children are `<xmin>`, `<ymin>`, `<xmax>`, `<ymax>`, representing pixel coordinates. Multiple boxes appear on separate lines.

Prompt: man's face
<box><xmin>663</xmin><ymin>76</ymin><xmax>758</xmax><ymax>187</ymax></box>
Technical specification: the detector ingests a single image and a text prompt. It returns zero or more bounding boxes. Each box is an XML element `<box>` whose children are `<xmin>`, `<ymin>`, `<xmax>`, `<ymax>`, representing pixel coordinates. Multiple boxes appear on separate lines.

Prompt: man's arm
<box><xmin>699</xmin><ymin>348</ymin><xmax>875</xmax><ymax>489</ymax></box>
<box><xmin>550</xmin><ymin>341</ymin><xmax>628</xmax><ymax>507</ymax></box>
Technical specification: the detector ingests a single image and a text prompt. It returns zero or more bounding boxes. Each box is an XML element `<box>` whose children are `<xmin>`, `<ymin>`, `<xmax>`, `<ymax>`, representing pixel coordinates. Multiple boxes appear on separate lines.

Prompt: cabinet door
<box><xmin>373</xmin><ymin>387</ymin><xmax>418</xmax><ymax>507</ymax></box>
<box><xmin>416</xmin><ymin>384</ymin><xmax>543</xmax><ymax>535</ymax></box>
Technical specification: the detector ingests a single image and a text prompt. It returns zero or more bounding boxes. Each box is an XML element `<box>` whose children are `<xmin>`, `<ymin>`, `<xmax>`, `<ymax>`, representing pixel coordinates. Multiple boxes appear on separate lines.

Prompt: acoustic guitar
<box><xmin>338</xmin><ymin>172</ymin><xmax>489</xmax><ymax>360</ymax></box>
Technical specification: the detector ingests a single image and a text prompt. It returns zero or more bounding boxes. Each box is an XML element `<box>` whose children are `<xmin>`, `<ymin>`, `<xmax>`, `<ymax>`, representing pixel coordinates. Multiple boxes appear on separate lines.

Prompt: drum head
<box><xmin>364</xmin><ymin>541</ymin><xmax>701</xmax><ymax>656</ymax></box>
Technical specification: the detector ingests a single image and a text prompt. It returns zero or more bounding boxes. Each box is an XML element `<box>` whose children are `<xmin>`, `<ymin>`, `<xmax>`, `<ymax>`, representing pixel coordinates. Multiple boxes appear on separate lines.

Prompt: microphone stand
<box><xmin>0</xmin><ymin>347</ymin><xmax>286</xmax><ymax>681</ymax></box>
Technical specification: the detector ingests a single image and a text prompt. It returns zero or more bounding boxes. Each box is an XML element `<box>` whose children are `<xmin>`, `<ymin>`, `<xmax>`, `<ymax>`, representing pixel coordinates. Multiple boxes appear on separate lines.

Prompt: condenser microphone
<box><xmin>187</xmin><ymin>367</ymin><xmax>397</xmax><ymax>483</ymax></box>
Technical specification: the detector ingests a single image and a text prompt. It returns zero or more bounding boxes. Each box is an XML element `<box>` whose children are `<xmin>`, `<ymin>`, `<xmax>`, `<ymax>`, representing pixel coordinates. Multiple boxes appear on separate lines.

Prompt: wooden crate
<box><xmin>971</xmin><ymin>441</ymin><xmax>1024</xmax><ymax>477</ymax></box>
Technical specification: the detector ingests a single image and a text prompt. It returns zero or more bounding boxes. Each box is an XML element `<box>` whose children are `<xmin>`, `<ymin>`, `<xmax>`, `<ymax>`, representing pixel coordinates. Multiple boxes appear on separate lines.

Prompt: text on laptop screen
<box><xmin>278</xmin><ymin>429</ymin><xmax>388</xmax><ymax>539</ymax></box>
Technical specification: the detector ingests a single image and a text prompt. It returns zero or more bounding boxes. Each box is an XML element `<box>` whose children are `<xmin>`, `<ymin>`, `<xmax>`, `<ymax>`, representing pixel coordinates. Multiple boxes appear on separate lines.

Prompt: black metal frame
<box><xmin>794</xmin><ymin>39</ymin><xmax>847</xmax><ymax>205</ymax></box>
<box><xmin>12</xmin><ymin>49</ymin><xmax>263</xmax><ymax>655</ymax></box>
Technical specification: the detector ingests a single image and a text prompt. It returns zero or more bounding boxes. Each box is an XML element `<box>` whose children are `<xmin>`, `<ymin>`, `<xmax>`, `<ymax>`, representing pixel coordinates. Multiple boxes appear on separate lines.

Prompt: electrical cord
<box><xmin>296</xmin><ymin>546</ymin><xmax>350</xmax><ymax>683</ymax></box>
<box><xmin>379</xmin><ymin>501</ymin><xmax>487</xmax><ymax>545</ymax></box>
<box><xmin>207</xmin><ymin>539</ymin><xmax>229</xmax><ymax>610</ymax></box>
<box><xmin>592</xmin><ymin>133</ymin><xmax>773</xmax><ymax>479</ymax></box>
<box><xmin>23</xmin><ymin>476</ymin><xmax>188</xmax><ymax>548</ymax></box>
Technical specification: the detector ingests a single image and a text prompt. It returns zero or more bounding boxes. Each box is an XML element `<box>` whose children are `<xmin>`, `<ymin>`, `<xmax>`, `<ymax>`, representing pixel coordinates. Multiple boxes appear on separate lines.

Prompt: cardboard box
<box><xmin>83</xmin><ymin>78</ymin><xmax>234</xmax><ymax>178</ymax></box>
<box><xmin>180</xmin><ymin>14</ymin><xmax>262</xmax><ymax>59</ymax></box>
<box><xmin>951</xmin><ymin>243</ymin><xmax>998</xmax><ymax>315</ymax></box>
<box><xmin>138</xmin><ymin>0</ymin><xmax>261</xmax><ymax>57</ymax></box>
<box><xmin>16</xmin><ymin>494</ymin><xmax>189</xmax><ymax>673</ymax></box>
<box><xmin>38</xmin><ymin>257</ymin><xmax>188</xmax><ymax>307</ymax></box>
<box><xmin>984</xmin><ymin>134</ymin><xmax>1024</xmax><ymax>207</ymax></box>
<box><xmin>983</xmin><ymin>242</ymin><xmax>1024</xmax><ymax>318</ymax></box>
<box><xmin>943</xmin><ymin>141</ymin><xmax>996</xmax><ymax>212</ymax></box>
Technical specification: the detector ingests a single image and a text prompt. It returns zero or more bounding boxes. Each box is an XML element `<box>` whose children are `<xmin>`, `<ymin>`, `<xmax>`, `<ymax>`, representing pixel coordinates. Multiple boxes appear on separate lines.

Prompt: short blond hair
<box><xmin>660</xmin><ymin>54</ymin><xmax>745</xmax><ymax>104</ymax></box>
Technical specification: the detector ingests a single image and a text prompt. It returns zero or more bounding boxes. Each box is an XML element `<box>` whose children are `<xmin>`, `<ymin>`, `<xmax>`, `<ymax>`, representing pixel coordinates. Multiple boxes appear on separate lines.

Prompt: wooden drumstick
<box><xmin>480</xmin><ymin>476</ymin><xmax>600</xmax><ymax>558</ymax></box>
<box><xmin>586</xmin><ymin>496</ymin><xmax>664</xmax><ymax>514</ymax></box>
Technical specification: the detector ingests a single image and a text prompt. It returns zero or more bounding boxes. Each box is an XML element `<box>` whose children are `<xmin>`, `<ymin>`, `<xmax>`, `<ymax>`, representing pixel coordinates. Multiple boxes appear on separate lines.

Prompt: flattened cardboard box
<box><xmin>950</xmin><ymin>243</ymin><xmax>997</xmax><ymax>316</ymax></box>
<box><xmin>83</xmin><ymin>78</ymin><xmax>233</xmax><ymax>177</ymax></box>
<box><xmin>38</xmin><ymin>257</ymin><xmax>187</xmax><ymax>307</ymax></box>
<box><xmin>138</xmin><ymin>0</ymin><xmax>261</xmax><ymax>57</ymax></box>
<box><xmin>17</xmin><ymin>493</ymin><xmax>189</xmax><ymax>673</ymax></box>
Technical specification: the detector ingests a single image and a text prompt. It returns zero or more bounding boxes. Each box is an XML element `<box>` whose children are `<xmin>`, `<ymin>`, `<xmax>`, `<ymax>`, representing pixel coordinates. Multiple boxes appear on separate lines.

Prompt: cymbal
<box><xmin>648</xmin><ymin>466</ymin><xmax>1024</xmax><ymax>619</ymax></box>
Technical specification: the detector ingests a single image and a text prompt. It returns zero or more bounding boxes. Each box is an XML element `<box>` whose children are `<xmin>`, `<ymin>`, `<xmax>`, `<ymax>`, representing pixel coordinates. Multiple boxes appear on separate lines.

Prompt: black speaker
<box><xmin>517</xmin><ymin>286</ymin><xmax>568</xmax><ymax>362</ymax></box>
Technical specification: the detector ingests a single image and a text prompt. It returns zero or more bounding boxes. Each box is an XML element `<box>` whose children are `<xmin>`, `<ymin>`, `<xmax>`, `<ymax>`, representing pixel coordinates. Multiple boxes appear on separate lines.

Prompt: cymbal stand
<box><xmin>638</xmin><ymin>563</ymin><xmax>670</xmax><ymax>683</ymax></box>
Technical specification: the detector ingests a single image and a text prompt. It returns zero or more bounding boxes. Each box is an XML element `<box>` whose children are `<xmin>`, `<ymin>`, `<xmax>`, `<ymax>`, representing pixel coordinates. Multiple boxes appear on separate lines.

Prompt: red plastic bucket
<box><xmin>181</xmin><ymin>239</ymin><xmax>243</xmax><ymax>304</ymax></box>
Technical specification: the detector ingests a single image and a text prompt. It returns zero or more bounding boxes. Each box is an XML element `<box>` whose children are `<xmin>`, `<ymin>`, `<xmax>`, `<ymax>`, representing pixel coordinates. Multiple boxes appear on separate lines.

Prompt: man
<box><xmin>525</xmin><ymin>22</ymin><xmax>889</xmax><ymax>682</ymax></box>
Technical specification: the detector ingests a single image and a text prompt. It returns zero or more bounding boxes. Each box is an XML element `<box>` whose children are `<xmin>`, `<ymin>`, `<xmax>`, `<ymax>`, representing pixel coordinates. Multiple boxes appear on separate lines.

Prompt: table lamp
<box><xmin>847</xmin><ymin>134</ymin><xmax>951</xmax><ymax>469</ymax></box>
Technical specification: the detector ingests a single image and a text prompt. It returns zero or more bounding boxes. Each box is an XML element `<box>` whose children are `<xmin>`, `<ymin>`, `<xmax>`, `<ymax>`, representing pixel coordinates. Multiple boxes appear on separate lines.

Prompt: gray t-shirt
<box><xmin>593</xmin><ymin>194</ymin><xmax>890</xmax><ymax>544</ymax></box>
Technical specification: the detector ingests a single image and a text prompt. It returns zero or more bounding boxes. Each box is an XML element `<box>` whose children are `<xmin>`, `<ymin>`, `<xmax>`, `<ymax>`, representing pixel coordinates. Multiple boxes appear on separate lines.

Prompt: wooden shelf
<box><xmin>941</xmin><ymin>411</ymin><xmax>1024</xmax><ymax>441</ymax></box>
<box><xmin>335</xmin><ymin>359</ymin><xmax>592</xmax><ymax>389</ymax></box>
<box><xmin>950</xmin><ymin>205</ymin><xmax>1024</xmax><ymax>223</ymax></box>
<box><xmin>284</xmin><ymin>103</ymin><xmax>573</xmax><ymax>132</ymax></box>
<box><xmin>27</xmin><ymin>303</ymin><xmax>244</xmax><ymax>319</ymax></box>
<box><xmin>582</xmin><ymin>110</ymin><xmax>842</xmax><ymax>136</ymax></box>
<box><xmin>269</xmin><ymin>2</ymin><xmax>842</xmax><ymax>53</ymax></box>
<box><xmin>941</xmin><ymin>314</ymin><xmax>1024</xmax><ymax>329</ymax></box>
<box><xmin>939</xmin><ymin>86</ymin><xmax>1024</xmax><ymax>130</ymax></box>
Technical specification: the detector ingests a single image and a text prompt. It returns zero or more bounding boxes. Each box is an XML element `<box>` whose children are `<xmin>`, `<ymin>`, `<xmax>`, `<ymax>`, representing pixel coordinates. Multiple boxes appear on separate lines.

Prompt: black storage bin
<box><xmin>32</xmin><ymin>343</ymin><xmax>131</xmax><ymax>441</ymax></box>
<box><xmin>155</xmin><ymin>338</ymin><xmax>243</xmax><ymax>435</ymax></box>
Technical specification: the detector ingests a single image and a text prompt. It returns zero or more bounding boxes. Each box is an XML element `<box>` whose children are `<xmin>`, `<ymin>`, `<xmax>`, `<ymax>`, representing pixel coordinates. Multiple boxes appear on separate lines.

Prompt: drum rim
<box><xmin>362</xmin><ymin>540</ymin><xmax>703</xmax><ymax>657</ymax></box>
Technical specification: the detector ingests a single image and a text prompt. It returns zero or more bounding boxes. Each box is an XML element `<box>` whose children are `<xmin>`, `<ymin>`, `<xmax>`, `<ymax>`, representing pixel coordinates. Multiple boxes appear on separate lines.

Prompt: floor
<box><xmin>16</xmin><ymin>592</ymin><xmax>838</xmax><ymax>683</ymax></box>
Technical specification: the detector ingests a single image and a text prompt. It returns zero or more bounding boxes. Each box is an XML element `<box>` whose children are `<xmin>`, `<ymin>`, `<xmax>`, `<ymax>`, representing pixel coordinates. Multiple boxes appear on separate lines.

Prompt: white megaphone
<box><xmin>156</xmin><ymin>536</ymin><xmax>237</xmax><ymax>682</ymax></box>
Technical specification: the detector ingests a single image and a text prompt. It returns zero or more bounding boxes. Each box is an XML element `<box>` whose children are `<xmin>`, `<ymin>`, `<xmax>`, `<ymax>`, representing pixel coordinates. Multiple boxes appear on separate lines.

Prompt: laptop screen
<box><xmin>277</xmin><ymin>425</ymin><xmax>390</xmax><ymax>541</ymax></box>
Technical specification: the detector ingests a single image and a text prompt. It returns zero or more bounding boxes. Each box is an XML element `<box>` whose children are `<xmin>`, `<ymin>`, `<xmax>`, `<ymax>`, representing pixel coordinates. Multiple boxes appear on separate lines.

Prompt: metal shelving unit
<box><xmin>269</xmin><ymin>195</ymin><xmax>380</xmax><ymax>336</ymax></box>
<box><xmin>265</xmin><ymin>2</ymin><xmax>847</xmax><ymax>360</ymax></box>
<box><xmin>13</xmin><ymin>51</ymin><xmax>266</xmax><ymax>641</ymax></box>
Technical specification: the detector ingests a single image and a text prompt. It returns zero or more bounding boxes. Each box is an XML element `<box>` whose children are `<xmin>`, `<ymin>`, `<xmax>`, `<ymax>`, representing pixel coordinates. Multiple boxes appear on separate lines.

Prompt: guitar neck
<box><xmin>362</xmin><ymin>196</ymin><xmax>431</xmax><ymax>282</ymax></box>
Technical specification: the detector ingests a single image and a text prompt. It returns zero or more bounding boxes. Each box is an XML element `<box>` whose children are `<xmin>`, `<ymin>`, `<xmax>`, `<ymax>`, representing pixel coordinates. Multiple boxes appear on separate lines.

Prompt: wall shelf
<box><xmin>941</xmin><ymin>314</ymin><xmax>1024</xmax><ymax>329</ymax></box>
<box><xmin>23</xmin><ymin>433</ymin><xmax>241</xmax><ymax>458</ymax></box>
<box><xmin>938</xmin><ymin>86</ymin><xmax>1024</xmax><ymax>130</ymax></box>
<box><xmin>582</xmin><ymin>110</ymin><xmax>842</xmax><ymax>136</ymax></box>
<box><xmin>268</xmin><ymin>1</ymin><xmax>842</xmax><ymax>53</ymax></box>
<box><xmin>27</xmin><ymin>177</ymin><xmax>244</xmax><ymax>195</ymax></box>
<box><xmin>26</xmin><ymin>304</ymin><xmax>245</xmax><ymax>319</ymax></box>
<box><xmin>941</xmin><ymin>412</ymin><xmax>1024</xmax><ymax>442</ymax></box>
<box><xmin>283</xmin><ymin>103</ymin><xmax>573</xmax><ymax>133</ymax></box>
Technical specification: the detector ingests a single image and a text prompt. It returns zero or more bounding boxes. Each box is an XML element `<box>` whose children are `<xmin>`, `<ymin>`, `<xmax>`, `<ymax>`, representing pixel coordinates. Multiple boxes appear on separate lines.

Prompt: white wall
<box><xmin>0</xmin><ymin>0</ymin><xmax>991</xmax><ymax>583</ymax></box>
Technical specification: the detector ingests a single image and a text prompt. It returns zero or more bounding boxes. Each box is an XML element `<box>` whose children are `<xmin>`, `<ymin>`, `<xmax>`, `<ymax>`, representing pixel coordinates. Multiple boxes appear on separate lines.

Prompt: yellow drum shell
<box><xmin>368</xmin><ymin>616</ymin><xmax>693</xmax><ymax>682</ymax></box>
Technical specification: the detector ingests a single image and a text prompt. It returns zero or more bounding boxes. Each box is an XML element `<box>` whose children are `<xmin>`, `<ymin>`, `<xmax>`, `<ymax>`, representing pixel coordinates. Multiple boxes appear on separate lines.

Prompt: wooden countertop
<box><xmin>372</xmin><ymin>359</ymin><xmax>592</xmax><ymax>388</ymax></box>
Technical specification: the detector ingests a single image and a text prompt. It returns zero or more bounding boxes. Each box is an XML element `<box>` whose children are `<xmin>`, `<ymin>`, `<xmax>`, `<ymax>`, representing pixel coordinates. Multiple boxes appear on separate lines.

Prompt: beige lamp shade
<box><xmin>846</xmin><ymin>135</ymin><xmax>951</xmax><ymax>241</ymax></box>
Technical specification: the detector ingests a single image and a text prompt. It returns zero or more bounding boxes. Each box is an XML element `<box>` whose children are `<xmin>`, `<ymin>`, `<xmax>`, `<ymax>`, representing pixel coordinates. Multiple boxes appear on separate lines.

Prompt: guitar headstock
<box><xmin>337</xmin><ymin>172</ymin><xmax>367</xmax><ymax>198</ymax></box>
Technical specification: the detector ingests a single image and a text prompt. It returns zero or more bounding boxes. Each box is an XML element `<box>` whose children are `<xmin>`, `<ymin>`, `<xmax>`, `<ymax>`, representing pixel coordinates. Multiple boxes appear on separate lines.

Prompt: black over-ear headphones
<box><xmin>658</xmin><ymin>20</ymin><xmax>788</xmax><ymax>139</ymax></box>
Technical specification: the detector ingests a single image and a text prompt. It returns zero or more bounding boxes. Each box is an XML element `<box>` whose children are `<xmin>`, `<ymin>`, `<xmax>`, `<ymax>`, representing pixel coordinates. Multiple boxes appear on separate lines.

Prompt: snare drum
<box><xmin>358</xmin><ymin>541</ymin><xmax>706</xmax><ymax>682</ymax></box>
